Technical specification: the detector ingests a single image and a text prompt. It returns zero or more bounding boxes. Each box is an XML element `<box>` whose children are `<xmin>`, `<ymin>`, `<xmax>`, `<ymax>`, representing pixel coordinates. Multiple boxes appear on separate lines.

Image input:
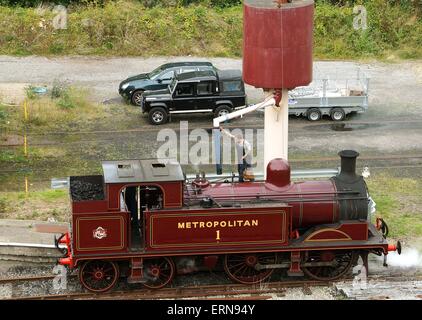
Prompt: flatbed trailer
<box><xmin>287</xmin><ymin>71</ymin><xmax>369</xmax><ymax>121</ymax></box>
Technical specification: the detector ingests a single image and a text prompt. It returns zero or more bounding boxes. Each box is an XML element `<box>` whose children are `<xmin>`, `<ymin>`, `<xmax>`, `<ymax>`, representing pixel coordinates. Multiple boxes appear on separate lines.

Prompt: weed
<box><xmin>0</xmin><ymin>196</ymin><xmax>7</xmax><ymax>213</ymax></box>
<box><xmin>0</xmin><ymin>104</ymin><xmax>7</xmax><ymax>123</ymax></box>
<box><xmin>57</xmin><ymin>92</ymin><xmax>75</xmax><ymax>109</ymax></box>
<box><xmin>25</xmin><ymin>85</ymin><xmax>38</xmax><ymax>100</ymax></box>
<box><xmin>0</xmin><ymin>149</ymin><xmax>27</xmax><ymax>163</ymax></box>
<box><xmin>50</xmin><ymin>80</ymin><xmax>68</xmax><ymax>99</ymax></box>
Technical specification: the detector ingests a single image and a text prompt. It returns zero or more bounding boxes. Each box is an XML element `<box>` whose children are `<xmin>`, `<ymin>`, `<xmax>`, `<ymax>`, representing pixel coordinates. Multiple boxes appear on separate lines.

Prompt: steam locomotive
<box><xmin>56</xmin><ymin>150</ymin><xmax>401</xmax><ymax>292</ymax></box>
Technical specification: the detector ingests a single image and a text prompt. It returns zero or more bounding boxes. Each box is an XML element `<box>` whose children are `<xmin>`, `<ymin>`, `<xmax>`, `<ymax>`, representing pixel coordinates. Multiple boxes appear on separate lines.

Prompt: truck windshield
<box><xmin>169</xmin><ymin>78</ymin><xmax>178</xmax><ymax>92</ymax></box>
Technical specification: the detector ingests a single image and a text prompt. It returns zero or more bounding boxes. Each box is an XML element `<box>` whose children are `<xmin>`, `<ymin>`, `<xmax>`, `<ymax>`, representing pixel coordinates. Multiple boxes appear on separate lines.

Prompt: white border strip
<box><xmin>0</xmin><ymin>242</ymin><xmax>65</xmax><ymax>249</ymax></box>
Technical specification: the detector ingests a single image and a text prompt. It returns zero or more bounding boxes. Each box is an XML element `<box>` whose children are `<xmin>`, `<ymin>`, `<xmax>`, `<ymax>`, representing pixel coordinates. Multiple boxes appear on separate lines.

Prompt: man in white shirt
<box><xmin>220</xmin><ymin>126</ymin><xmax>252</xmax><ymax>182</ymax></box>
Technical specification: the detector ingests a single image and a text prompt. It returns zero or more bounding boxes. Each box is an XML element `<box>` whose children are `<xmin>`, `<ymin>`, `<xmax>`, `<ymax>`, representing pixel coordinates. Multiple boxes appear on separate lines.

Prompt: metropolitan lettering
<box><xmin>178</xmin><ymin>219</ymin><xmax>258</xmax><ymax>229</ymax></box>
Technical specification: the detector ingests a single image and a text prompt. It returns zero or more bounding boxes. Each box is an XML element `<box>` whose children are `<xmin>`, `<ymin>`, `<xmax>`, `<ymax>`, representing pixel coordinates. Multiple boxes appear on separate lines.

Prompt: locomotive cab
<box><xmin>102</xmin><ymin>159</ymin><xmax>184</xmax><ymax>251</ymax></box>
<box><xmin>65</xmin><ymin>159</ymin><xmax>185</xmax><ymax>259</ymax></box>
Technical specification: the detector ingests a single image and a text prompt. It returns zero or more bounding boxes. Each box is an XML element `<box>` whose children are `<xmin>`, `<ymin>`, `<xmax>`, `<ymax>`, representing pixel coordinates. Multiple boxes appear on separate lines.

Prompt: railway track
<box><xmin>4</xmin><ymin>279</ymin><xmax>331</xmax><ymax>300</ymax></box>
<box><xmin>0</xmin><ymin>274</ymin><xmax>57</xmax><ymax>285</ymax></box>
<box><xmin>2</xmin><ymin>118</ymin><xmax>422</xmax><ymax>150</ymax></box>
<box><xmin>3</xmin><ymin>118</ymin><xmax>422</xmax><ymax>138</ymax></box>
<box><xmin>3</xmin><ymin>274</ymin><xmax>421</xmax><ymax>300</ymax></box>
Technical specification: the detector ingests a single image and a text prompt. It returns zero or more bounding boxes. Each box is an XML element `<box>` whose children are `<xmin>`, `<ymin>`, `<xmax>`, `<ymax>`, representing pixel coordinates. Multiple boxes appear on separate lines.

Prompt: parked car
<box><xmin>140</xmin><ymin>70</ymin><xmax>246</xmax><ymax>125</ymax></box>
<box><xmin>119</xmin><ymin>62</ymin><xmax>217</xmax><ymax>106</ymax></box>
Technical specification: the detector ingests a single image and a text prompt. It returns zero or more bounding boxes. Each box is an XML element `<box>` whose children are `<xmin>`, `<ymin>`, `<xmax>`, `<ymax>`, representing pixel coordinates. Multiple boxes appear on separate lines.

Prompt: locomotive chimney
<box><xmin>338</xmin><ymin>150</ymin><xmax>360</xmax><ymax>182</ymax></box>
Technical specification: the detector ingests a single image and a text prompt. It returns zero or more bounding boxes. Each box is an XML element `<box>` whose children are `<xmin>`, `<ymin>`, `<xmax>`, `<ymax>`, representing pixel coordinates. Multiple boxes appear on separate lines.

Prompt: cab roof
<box><xmin>161</xmin><ymin>61</ymin><xmax>213</xmax><ymax>68</ymax></box>
<box><xmin>176</xmin><ymin>70</ymin><xmax>217</xmax><ymax>82</ymax></box>
<box><xmin>176</xmin><ymin>69</ymin><xmax>243</xmax><ymax>83</ymax></box>
<box><xmin>102</xmin><ymin>159</ymin><xmax>185</xmax><ymax>184</ymax></box>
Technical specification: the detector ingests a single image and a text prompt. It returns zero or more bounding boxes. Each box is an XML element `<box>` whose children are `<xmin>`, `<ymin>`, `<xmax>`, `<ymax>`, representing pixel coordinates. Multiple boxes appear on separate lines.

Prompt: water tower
<box><xmin>243</xmin><ymin>0</ymin><xmax>314</xmax><ymax>171</ymax></box>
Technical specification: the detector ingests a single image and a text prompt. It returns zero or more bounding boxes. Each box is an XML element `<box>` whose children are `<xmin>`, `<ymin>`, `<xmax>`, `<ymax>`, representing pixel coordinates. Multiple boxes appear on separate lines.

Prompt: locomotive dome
<box><xmin>266</xmin><ymin>158</ymin><xmax>291</xmax><ymax>188</ymax></box>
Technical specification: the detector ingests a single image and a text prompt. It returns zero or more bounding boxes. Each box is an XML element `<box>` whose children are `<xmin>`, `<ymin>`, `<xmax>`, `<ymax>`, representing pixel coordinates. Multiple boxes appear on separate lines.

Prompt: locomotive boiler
<box><xmin>56</xmin><ymin>150</ymin><xmax>401</xmax><ymax>292</ymax></box>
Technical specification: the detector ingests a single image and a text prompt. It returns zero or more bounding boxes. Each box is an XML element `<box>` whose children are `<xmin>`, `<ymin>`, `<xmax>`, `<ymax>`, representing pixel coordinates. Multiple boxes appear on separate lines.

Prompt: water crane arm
<box><xmin>212</xmin><ymin>95</ymin><xmax>277</xmax><ymax>128</ymax></box>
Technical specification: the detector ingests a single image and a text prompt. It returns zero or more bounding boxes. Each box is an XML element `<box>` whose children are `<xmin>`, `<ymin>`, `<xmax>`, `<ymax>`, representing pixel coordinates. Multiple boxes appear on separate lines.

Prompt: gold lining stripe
<box><xmin>304</xmin><ymin>228</ymin><xmax>352</xmax><ymax>242</ymax></box>
<box><xmin>76</xmin><ymin>216</ymin><xmax>125</xmax><ymax>251</ymax></box>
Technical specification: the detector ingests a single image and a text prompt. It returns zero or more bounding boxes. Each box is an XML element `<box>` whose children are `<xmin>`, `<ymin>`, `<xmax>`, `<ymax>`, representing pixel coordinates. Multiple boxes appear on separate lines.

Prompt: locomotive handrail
<box><xmin>51</xmin><ymin>168</ymin><xmax>341</xmax><ymax>189</ymax></box>
<box><xmin>185</xmin><ymin>196</ymin><xmax>369</xmax><ymax>204</ymax></box>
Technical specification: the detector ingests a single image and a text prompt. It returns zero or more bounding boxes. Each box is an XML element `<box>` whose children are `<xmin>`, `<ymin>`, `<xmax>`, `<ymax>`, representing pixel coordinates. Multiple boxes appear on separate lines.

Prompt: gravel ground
<box><xmin>1</xmin><ymin>56</ymin><xmax>421</xmax><ymax>159</ymax></box>
<box><xmin>0</xmin><ymin>56</ymin><xmax>421</xmax><ymax>113</ymax></box>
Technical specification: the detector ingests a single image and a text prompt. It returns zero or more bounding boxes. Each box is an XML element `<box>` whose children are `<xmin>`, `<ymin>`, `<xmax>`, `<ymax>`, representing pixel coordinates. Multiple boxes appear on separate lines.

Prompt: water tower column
<box><xmin>264</xmin><ymin>88</ymin><xmax>289</xmax><ymax>169</ymax></box>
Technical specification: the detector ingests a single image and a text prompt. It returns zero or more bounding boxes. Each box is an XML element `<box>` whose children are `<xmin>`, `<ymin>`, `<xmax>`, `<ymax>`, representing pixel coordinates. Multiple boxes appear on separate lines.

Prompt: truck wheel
<box><xmin>330</xmin><ymin>108</ymin><xmax>345</xmax><ymax>121</ymax></box>
<box><xmin>131</xmin><ymin>90</ymin><xmax>144</xmax><ymax>106</ymax></box>
<box><xmin>148</xmin><ymin>107</ymin><xmax>168</xmax><ymax>125</ymax></box>
<box><xmin>214</xmin><ymin>105</ymin><xmax>232</xmax><ymax>118</ymax></box>
<box><xmin>307</xmin><ymin>108</ymin><xmax>321</xmax><ymax>121</ymax></box>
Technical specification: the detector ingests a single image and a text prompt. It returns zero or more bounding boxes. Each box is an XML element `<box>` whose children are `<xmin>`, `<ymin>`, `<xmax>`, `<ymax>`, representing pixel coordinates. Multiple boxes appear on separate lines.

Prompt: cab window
<box><xmin>222</xmin><ymin>80</ymin><xmax>242</xmax><ymax>92</ymax></box>
<box><xmin>180</xmin><ymin>67</ymin><xmax>197</xmax><ymax>74</ymax></box>
<box><xmin>198</xmin><ymin>66</ymin><xmax>213</xmax><ymax>72</ymax></box>
<box><xmin>197</xmin><ymin>82</ymin><xmax>214</xmax><ymax>95</ymax></box>
<box><xmin>175</xmin><ymin>83</ymin><xmax>194</xmax><ymax>97</ymax></box>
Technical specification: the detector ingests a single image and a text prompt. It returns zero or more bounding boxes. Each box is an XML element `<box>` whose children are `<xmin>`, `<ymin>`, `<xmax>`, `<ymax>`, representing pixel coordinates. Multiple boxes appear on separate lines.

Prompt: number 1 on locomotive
<box><xmin>216</xmin><ymin>230</ymin><xmax>221</xmax><ymax>241</ymax></box>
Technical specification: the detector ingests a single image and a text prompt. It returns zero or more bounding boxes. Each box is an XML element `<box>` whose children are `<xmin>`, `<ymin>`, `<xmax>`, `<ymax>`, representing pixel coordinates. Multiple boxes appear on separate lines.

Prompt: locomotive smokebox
<box><xmin>338</xmin><ymin>150</ymin><xmax>359</xmax><ymax>183</ymax></box>
<box><xmin>332</xmin><ymin>150</ymin><xmax>368</xmax><ymax>221</ymax></box>
<box><xmin>243</xmin><ymin>0</ymin><xmax>314</xmax><ymax>90</ymax></box>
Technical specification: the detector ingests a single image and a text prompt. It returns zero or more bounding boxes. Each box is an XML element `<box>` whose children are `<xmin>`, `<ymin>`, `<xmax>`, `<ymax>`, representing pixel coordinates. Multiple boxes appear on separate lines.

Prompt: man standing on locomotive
<box><xmin>220</xmin><ymin>126</ymin><xmax>253</xmax><ymax>182</ymax></box>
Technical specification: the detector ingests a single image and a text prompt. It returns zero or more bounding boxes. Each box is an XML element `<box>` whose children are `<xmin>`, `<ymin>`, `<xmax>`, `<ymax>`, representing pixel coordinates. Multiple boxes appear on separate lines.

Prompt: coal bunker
<box><xmin>70</xmin><ymin>175</ymin><xmax>105</xmax><ymax>201</ymax></box>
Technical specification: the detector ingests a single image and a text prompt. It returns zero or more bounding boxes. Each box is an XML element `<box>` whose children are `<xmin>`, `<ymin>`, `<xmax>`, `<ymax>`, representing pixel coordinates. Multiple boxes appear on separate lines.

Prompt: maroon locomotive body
<box><xmin>57</xmin><ymin>151</ymin><xmax>400</xmax><ymax>292</ymax></box>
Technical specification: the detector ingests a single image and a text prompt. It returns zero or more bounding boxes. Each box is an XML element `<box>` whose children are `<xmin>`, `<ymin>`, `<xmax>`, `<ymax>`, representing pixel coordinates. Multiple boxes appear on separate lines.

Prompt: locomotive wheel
<box><xmin>143</xmin><ymin>257</ymin><xmax>175</xmax><ymax>289</ymax></box>
<box><xmin>302</xmin><ymin>250</ymin><xmax>356</xmax><ymax>281</ymax></box>
<box><xmin>224</xmin><ymin>253</ymin><xmax>277</xmax><ymax>284</ymax></box>
<box><xmin>79</xmin><ymin>260</ymin><xmax>119</xmax><ymax>293</ymax></box>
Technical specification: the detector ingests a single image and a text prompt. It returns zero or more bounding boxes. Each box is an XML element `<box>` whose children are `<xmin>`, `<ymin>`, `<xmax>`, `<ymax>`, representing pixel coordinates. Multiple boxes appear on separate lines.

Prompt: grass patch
<box><xmin>1</xmin><ymin>85</ymin><xmax>107</xmax><ymax>134</ymax></box>
<box><xmin>0</xmin><ymin>189</ymin><xmax>70</xmax><ymax>221</ymax></box>
<box><xmin>367</xmin><ymin>172</ymin><xmax>422</xmax><ymax>240</ymax></box>
<box><xmin>0</xmin><ymin>149</ymin><xmax>28</xmax><ymax>163</ymax></box>
<box><xmin>2</xmin><ymin>85</ymin><xmax>142</xmax><ymax>136</ymax></box>
<box><xmin>0</xmin><ymin>1</ymin><xmax>420</xmax><ymax>59</ymax></box>
<box><xmin>24</xmin><ymin>85</ymin><xmax>105</xmax><ymax>132</ymax></box>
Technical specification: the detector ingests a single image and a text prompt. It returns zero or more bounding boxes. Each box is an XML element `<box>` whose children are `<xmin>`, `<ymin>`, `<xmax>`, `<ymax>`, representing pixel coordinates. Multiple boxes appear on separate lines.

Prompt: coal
<box><xmin>70</xmin><ymin>179</ymin><xmax>104</xmax><ymax>201</ymax></box>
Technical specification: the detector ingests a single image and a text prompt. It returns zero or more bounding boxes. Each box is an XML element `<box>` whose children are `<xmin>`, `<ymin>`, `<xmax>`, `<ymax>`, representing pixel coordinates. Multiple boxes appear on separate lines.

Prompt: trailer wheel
<box><xmin>330</xmin><ymin>108</ymin><xmax>345</xmax><ymax>121</ymax></box>
<box><xmin>307</xmin><ymin>108</ymin><xmax>321</xmax><ymax>121</ymax></box>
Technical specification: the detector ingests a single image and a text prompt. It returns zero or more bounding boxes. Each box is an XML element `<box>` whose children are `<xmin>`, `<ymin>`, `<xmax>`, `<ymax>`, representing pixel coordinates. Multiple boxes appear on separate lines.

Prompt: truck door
<box><xmin>195</xmin><ymin>81</ymin><xmax>215</xmax><ymax>110</ymax></box>
<box><xmin>172</xmin><ymin>82</ymin><xmax>196</xmax><ymax>111</ymax></box>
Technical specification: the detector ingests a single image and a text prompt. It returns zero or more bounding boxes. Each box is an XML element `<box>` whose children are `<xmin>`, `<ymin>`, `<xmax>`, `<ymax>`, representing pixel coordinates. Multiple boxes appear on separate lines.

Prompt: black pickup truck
<box><xmin>140</xmin><ymin>70</ymin><xmax>246</xmax><ymax>125</ymax></box>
